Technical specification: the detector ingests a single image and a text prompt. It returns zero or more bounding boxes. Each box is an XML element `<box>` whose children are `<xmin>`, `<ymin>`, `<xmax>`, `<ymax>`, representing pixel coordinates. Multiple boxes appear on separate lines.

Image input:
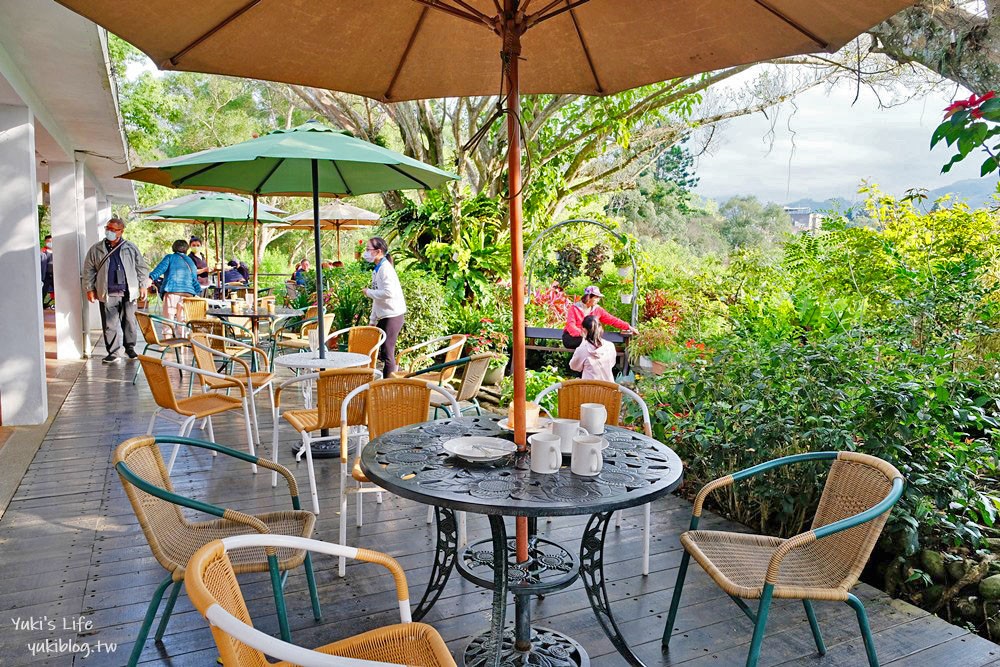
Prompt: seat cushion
<box><xmin>175</xmin><ymin>393</ymin><xmax>244</xmax><ymax>418</ymax></box>
<box><xmin>352</xmin><ymin>457</ymin><xmax>368</xmax><ymax>482</ymax></box>
<box><xmin>297</xmin><ymin>622</ymin><xmax>456</xmax><ymax>667</ymax></box>
<box><xmin>283</xmin><ymin>409</ymin><xmax>321</xmax><ymax>433</ymax></box>
<box><xmin>681</xmin><ymin>529</ymin><xmax>852</xmax><ymax>601</ymax></box>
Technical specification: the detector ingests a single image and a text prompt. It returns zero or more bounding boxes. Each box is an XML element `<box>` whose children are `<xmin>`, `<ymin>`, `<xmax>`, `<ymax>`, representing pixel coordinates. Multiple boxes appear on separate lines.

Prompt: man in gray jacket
<box><xmin>83</xmin><ymin>217</ymin><xmax>148</xmax><ymax>363</ymax></box>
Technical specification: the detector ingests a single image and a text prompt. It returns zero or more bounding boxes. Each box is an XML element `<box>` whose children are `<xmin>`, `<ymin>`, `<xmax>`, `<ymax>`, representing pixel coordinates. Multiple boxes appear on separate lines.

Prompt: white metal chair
<box><xmin>534</xmin><ymin>378</ymin><xmax>655</xmax><ymax>574</ymax></box>
<box><xmin>338</xmin><ymin>378</ymin><xmax>462</xmax><ymax>576</ymax></box>
<box><xmin>394</xmin><ymin>334</ymin><xmax>467</xmax><ymax>381</ymax></box>
<box><xmin>138</xmin><ymin>355</ymin><xmax>257</xmax><ymax>475</ymax></box>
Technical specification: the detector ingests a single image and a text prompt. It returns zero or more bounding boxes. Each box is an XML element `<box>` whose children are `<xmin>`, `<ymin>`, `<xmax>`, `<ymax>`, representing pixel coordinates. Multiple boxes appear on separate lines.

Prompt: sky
<box><xmin>692</xmin><ymin>81</ymin><xmax>985</xmax><ymax>205</ymax></box>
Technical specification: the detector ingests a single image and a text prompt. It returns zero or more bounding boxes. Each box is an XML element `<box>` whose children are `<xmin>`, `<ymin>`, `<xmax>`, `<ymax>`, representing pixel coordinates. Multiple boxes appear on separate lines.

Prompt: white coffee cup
<box><xmin>571</xmin><ymin>435</ymin><xmax>606</xmax><ymax>476</ymax></box>
<box><xmin>528</xmin><ymin>433</ymin><xmax>562</xmax><ymax>474</ymax></box>
<box><xmin>580</xmin><ymin>403</ymin><xmax>608</xmax><ymax>435</ymax></box>
<box><xmin>550</xmin><ymin>418</ymin><xmax>588</xmax><ymax>454</ymax></box>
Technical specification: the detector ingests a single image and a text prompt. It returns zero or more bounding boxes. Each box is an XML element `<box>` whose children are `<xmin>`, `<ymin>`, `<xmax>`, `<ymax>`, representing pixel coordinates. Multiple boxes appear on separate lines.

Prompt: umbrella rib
<box><xmin>386</xmin><ymin>6</ymin><xmax>429</xmax><ymax>102</ymax></box>
<box><xmin>253</xmin><ymin>157</ymin><xmax>285</xmax><ymax>194</ymax></box>
<box><xmin>752</xmin><ymin>0</ymin><xmax>829</xmax><ymax>50</ymax></box>
<box><xmin>167</xmin><ymin>0</ymin><xmax>264</xmax><ymax>66</ymax></box>
<box><xmin>387</xmin><ymin>164</ymin><xmax>432</xmax><ymax>190</ymax></box>
<box><xmin>329</xmin><ymin>160</ymin><xmax>354</xmax><ymax>195</ymax></box>
<box><xmin>411</xmin><ymin>0</ymin><xmax>493</xmax><ymax>28</ymax></box>
<box><xmin>173</xmin><ymin>162</ymin><xmax>227</xmax><ymax>186</ymax></box>
<box><xmin>565</xmin><ymin>1</ymin><xmax>602</xmax><ymax>94</ymax></box>
<box><xmin>526</xmin><ymin>0</ymin><xmax>591</xmax><ymax>28</ymax></box>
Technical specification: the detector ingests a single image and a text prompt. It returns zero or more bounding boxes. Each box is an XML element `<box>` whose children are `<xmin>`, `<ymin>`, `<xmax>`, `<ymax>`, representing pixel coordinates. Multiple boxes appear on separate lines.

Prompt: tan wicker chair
<box><xmin>424</xmin><ymin>353</ymin><xmax>493</xmax><ymax>418</ymax></box>
<box><xmin>114</xmin><ymin>435</ymin><xmax>320</xmax><ymax>667</ymax></box>
<box><xmin>138</xmin><ymin>354</ymin><xmax>257</xmax><ymax>475</ymax></box>
<box><xmin>325</xmin><ymin>325</ymin><xmax>386</xmax><ymax>369</ymax></box>
<box><xmin>395</xmin><ymin>334</ymin><xmax>467</xmax><ymax>383</ymax></box>
<box><xmin>338</xmin><ymin>378</ymin><xmax>461</xmax><ymax>576</ymax></box>
<box><xmin>133</xmin><ymin>311</ymin><xmax>189</xmax><ymax>385</ymax></box>
<box><xmin>663</xmin><ymin>451</ymin><xmax>905</xmax><ymax>667</ymax></box>
<box><xmin>185</xmin><ymin>535</ymin><xmax>456</xmax><ymax>667</ymax></box>
<box><xmin>189</xmin><ymin>333</ymin><xmax>276</xmax><ymax>456</ymax></box>
<box><xmin>534</xmin><ymin>378</ymin><xmax>655</xmax><ymax>572</ymax></box>
<box><xmin>181</xmin><ymin>296</ymin><xmax>208</xmax><ymax>321</ymax></box>
<box><xmin>270</xmin><ymin>305</ymin><xmax>335</xmax><ymax>361</ymax></box>
<box><xmin>272</xmin><ymin>368</ymin><xmax>378</xmax><ymax>513</ymax></box>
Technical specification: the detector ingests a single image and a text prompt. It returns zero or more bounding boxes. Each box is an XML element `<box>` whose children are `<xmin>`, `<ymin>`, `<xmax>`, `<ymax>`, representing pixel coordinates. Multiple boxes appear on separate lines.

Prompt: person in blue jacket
<box><xmin>148</xmin><ymin>239</ymin><xmax>202</xmax><ymax>337</ymax></box>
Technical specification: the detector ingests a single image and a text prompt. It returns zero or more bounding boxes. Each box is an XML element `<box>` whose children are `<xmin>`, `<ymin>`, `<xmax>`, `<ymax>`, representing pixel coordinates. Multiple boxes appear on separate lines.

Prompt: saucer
<box><xmin>497</xmin><ymin>416</ymin><xmax>552</xmax><ymax>434</ymax></box>
<box><xmin>443</xmin><ymin>437</ymin><xmax>517</xmax><ymax>462</ymax></box>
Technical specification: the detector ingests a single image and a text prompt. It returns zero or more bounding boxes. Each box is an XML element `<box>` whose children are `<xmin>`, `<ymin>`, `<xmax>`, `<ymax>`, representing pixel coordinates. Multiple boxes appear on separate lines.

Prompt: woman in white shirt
<box><xmin>569</xmin><ymin>315</ymin><xmax>617</xmax><ymax>382</ymax></box>
<box><xmin>362</xmin><ymin>237</ymin><xmax>406</xmax><ymax>375</ymax></box>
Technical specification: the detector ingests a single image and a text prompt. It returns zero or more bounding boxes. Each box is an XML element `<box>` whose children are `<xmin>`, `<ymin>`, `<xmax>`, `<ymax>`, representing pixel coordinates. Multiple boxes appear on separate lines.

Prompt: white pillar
<box><xmin>83</xmin><ymin>186</ymin><xmax>100</xmax><ymax>351</ymax></box>
<box><xmin>0</xmin><ymin>104</ymin><xmax>47</xmax><ymax>425</ymax></box>
<box><xmin>48</xmin><ymin>161</ymin><xmax>86</xmax><ymax>359</ymax></box>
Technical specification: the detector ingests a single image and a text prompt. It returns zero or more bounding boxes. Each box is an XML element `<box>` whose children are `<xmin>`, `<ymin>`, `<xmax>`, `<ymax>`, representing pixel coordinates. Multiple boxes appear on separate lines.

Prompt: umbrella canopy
<box><xmin>59</xmin><ymin>1</ymin><xmax>913</xmax><ymax>102</ymax></box>
<box><xmin>135</xmin><ymin>191</ymin><xmax>286</xmax><ymax>216</ymax></box>
<box><xmin>280</xmin><ymin>200</ymin><xmax>380</xmax><ymax>259</ymax></box>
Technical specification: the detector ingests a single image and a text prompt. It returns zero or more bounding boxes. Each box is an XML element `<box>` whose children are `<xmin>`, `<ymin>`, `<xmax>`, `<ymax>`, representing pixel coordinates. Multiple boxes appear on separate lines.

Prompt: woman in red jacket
<box><xmin>562</xmin><ymin>285</ymin><xmax>636</xmax><ymax>350</ymax></box>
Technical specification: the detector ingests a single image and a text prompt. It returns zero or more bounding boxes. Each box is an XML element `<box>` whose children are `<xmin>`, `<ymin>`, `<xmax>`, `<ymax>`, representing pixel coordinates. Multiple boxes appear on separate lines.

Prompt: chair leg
<box><xmin>153</xmin><ymin>580</ymin><xmax>182</xmax><ymax>641</ymax></box>
<box><xmin>303</xmin><ymin>553</ymin><xmax>322</xmax><ymax>621</ymax></box>
<box><xmin>127</xmin><ymin>574</ymin><xmax>173</xmax><ymax>667</ymax></box>
<box><xmin>145</xmin><ymin>411</ymin><xmax>159</xmax><ymax>436</ymax></box>
<box><xmin>166</xmin><ymin>417</ymin><xmax>196</xmax><ymax>474</ymax></box>
<box><xmin>426</xmin><ymin>505</ymin><xmax>434</xmax><ymax>524</ymax></box>
<box><xmin>204</xmin><ymin>416</ymin><xmax>215</xmax><ymax>443</ymax></box>
<box><xmin>338</xmin><ymin>476</ymin><xmax>349</xmax><ymax>577</ymax></box>
<box><xmin>642</xmin><ymin>503</ymin><xmax>651</xmax><ymax>576</ymax></box>
<box><xmin>357</xmin><ymin>482</ymin><xmax>364</xmax><ymax>527</ymax></box>
<box><xmin>241</xmin><ymin>399</ymin><xmax>258</xmax><ymax>473</ymax></box>
<box><xmin>458</xmin><ymin>510</ymin><xmax>467</xmax><ymax>548</ymax></box>
<box><xmin>803</xmin><ymin>600</ymin><xmax>826</xmax><ymax>655</ymax></box>
<box><xmin>662</xmin><ymin>550</ymin><xmax>692</xmax><ymax>648</ymax></box>
<box><xmin>303</xmin><ymin>433</ymin><xmax>320</xmax><ymax>514</ymax></box>
<box><xmin>271</xmin><ymin>414</ymin><xmax>281</xmax><ymax>488</ymax></box>
<box><xmin>247</xmin><ymin>388</ymin><xmax>262</xmax><ymax>448</ymax></box>
<box><xmin>847</xmin><ymin>593</ymin><xmax>879</xmax><ymax>666</ymax></box>
<box><xmin>746</xmin><ymin>584</ymin><xmax>774</xmax><ymax>667</ymax></box>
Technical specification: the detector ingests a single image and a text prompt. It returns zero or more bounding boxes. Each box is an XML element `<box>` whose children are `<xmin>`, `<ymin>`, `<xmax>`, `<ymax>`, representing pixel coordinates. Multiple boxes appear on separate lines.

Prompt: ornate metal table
<box><xmin>360</xmin><ymin>415</ymin><xmax>683</xmax><ymax>667</ymax></box>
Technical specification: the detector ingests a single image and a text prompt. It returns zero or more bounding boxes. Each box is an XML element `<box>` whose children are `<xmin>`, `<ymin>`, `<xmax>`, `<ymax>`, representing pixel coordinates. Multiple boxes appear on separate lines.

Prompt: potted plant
<box><xmin>627</xmin><ymin>320</ymin><xmax>675</xmax><ymax>375</ymax></box>
<box><xmin>469</xmin><ymin>317</ymin><xmax>510</xmax><ymax>385</ymax></box>
<box><xmin>354</xmin><ymin>238</ymin><xmax>365</xmax><ymax>261</ymax></box>
<box><xmin>613</xmin><ymin>236</ymin><xmax>633</xmax><ymax>277</ymax></box>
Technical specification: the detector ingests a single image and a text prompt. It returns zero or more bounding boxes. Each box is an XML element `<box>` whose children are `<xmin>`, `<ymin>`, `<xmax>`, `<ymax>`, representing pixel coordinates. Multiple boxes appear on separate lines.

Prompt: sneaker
<box><xmin>102</xmin><ymin>353</ymin><xmax>121</xmax><ymax>364</ymax></box>
<box><xmin>125</xmin><ymin>348</ymin><xmax>138</xmax><ymax>359</ymax></box>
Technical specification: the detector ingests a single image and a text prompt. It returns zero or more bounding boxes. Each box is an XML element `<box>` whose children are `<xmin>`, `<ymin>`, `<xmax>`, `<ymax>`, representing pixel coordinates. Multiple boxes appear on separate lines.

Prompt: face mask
<box><xmin>105</xmin><ymin>230</ymin><xmax>119</xmax><ymax>242</ymax></box>
<box><xmin>191</xmin><ymin>246</ymin><xmax>201</xmax><ymax>252</ymax></box>
<box><xmin>362</xmin><ymin>250</ymin><xmax>374</xmax><ymax>263</ymax></box>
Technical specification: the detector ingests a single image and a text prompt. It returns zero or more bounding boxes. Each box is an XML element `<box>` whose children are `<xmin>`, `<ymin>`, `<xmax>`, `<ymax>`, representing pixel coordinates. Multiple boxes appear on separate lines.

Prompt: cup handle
<box><xmin>590</xmin><ymin>448</ymin><xmax>601</xmax><ymax>473</ymax></box>
<box><xmin>550</xmin><ymin>447</ymin><xmax>560</xmax><ymax>472</ymax></box>
<box><xmin>576</xmin><ymin>427</ymin><xmax>588</xmax><ymax>436</ymax></box>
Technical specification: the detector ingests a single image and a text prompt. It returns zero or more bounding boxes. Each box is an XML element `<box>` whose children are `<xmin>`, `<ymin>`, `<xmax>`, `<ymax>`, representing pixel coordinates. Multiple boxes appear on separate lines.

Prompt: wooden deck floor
<box><xmin>1</xmin><ymin>356</ymin><xmax>998</xmax><ymax>667</ymax></box>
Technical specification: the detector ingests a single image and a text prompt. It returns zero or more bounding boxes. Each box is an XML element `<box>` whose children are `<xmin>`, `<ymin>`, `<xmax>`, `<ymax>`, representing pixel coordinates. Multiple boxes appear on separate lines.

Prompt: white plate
<box><xmin>443</xmin><ymin>437</ymin><xmax>517</xmax><ymax>462</ymax></box>
<box><xmin>497</xmin><ymin>417</ymin><xmax>553</xmax><ymax>434</ymax></box>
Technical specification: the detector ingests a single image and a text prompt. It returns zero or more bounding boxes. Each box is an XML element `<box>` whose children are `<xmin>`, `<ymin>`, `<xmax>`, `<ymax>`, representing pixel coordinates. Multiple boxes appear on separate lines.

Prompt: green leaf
<box><xmin>981</xmin><ymin>155</ymin><xmax>998</xmax><ymax>177</ymax></box>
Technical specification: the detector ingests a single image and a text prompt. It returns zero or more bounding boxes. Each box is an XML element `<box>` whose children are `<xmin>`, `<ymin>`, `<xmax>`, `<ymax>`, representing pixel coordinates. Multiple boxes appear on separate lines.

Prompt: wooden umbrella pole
<box><xmin>504</xmin><ymin>2</ymin><xmax>529</xmax><ymax>565</ymax></box>
<box><xmin>252</xmin><ymin>193</ymin><xmax>259</xmax><ymax>306</ymax></box>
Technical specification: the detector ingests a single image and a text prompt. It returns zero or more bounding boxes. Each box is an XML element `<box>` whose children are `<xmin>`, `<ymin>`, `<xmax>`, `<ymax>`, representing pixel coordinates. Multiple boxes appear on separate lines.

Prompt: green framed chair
<box><xmin>113</xmin><ymin>435</ymin><xmax>321</xmax><ymax>667</ymax></box>
<box><xmin>132</xmin><ymin>311</ymin><xmax>189</xmax><ymax>385</ymax></box>
<box><xmin>405</xmin><ymin>353</ymin><xmax>494</xmax><ymax>419</ymax></box>
<box><xmin>662</xmin><ymin>451</ymin><xmax>904</xmax><ymax>667</ymax></box>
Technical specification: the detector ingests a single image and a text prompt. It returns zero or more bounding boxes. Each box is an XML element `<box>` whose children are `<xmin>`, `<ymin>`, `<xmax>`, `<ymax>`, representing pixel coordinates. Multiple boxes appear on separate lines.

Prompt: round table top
<box><xmin>208</xmin><ymin>307</ymin><xmax>302</xmax><ymax>319</ymax></box>
<box><xmin>360</xmin><ymin>415</ymin><xmax>683</xmax><ymax>518</ymax></box>
<box><xmin>273</xmin><ymin>351</ymin><xmax>372</xmax><ymax>370</ymax></box>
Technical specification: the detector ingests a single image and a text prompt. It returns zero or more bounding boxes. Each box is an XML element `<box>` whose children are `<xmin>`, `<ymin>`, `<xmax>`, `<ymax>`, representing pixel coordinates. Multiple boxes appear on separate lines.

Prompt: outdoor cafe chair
<box><xmin>114</xmin><ymin>435</ymin><xmax>320</xmax><ymax>667</ymax></box>
<box><xmin>405</xmin><ymin>353</ymin><xmax>494</xmax><ymax>419</ymax></box>
<box><xmin>269</xmin><ymin>305</ymin><xmax>334</xmax><ymax>364</ymax></box>
<box><xmin>534</xmin><ymin>378</ymin><xmax>655</xmax><ymax>573</ymax></box>
<box><xmin>325</xmin><ymin>325</ymin><xmax>386</xmax><ymax>369</ymax></box>
<box><xmin>188</xmin><ymin>318</ymin><xmax>255</xmax><ymax>361</ymax></box>
<box><xmin>185</xmin><ymin>534</ymin><xmax>456</xmax><ymax>667</ymax></box>
<box><xmin>662</xmin><ymin>451</ymin><xmax>904</xmax><ymax>667</ymax></box>
<box><xmin>181</xmin><ymin>295</ymin><xmax>208</xmax><ymax>321</ymax></box>
<box><xmin>339</xmin><ymin>378</ymin><xmax>462</xmax><ymax>576</ymax></box>
<box><xmin>272</xmin><ymin>368</ymin><xmax>377</xmax><ymax>514</ymax></box>
<box><xmin>189</xmin><ymin>332</ymin><xmax>276</xmax><ymax>454</ymax></box>
<box><xmin>394</xmin><ymin>334</ymin><xmax>467</xmax><ymax>383</ymax></box>
<box><xmin>138</xmin><ymin>354</ymin><xmax>257</xmax><ymax>475</ymax></box>
<box><xmin>133</xmin><ymin>311</ymin><xmax>189</xmax><ymax>385</ymax></box>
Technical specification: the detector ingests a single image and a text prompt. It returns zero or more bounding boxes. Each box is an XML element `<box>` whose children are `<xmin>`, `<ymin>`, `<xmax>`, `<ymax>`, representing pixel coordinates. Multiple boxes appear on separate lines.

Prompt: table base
<box><xmin>463</xmin><ymin>626</ymin><xmax>589</xmax><ymax>667</ymax></box>
<box><xmin>457</xmin><ymin>535</ymin><xmax>578</xmax><ymax>594</ymax></box>
<box><xmin>289</xmin><ymin>430</ymin><xmax>364</xmax><ymax>459</ymax></box>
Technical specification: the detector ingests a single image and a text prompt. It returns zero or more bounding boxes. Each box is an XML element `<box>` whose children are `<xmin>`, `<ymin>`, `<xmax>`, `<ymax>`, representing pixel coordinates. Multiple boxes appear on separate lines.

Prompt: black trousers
<box><xmin>377</xmin><ymin>314</ymin><xmax>405</xmax><ymax>376</ymax></box>
<box><xmin>562</xmin><ymin>331</ymin><xmax>583</xmax><ymax>350</ymax></box>
<box><xmin>99</xmin><ymin>294</ymin><xmax>137</xmax><ymax>355</ymax></box>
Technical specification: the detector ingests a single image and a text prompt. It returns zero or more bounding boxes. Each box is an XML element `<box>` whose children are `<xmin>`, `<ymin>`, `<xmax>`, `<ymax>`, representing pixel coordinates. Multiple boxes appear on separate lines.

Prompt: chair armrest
<box><xmin>223</xmin><ymin>320</ymin><xmax>254</xmax><ymax>338</ymax></box>
<box><xmin>691</xmin><ymin>452</ymin><xmax>840</xmax><ymax>520</ymax></box>
<box><xmin>405</xmin><ymin>356</ymin><xmax>472</xmax><ymax>378</ymax></box>
<box><xmin>274</xmin><ymin>373</ymin><xmax>320</xmax><ymax>406</ymax></box>
<box><xmin>149</xmin><ymin>314</ymin><xmax>190</xmax><ymax>331</ymax></box>
<box><xmin>764</xmin><ymin>476</ymin><xmax>903</xmax><ymax>584</ymax></box>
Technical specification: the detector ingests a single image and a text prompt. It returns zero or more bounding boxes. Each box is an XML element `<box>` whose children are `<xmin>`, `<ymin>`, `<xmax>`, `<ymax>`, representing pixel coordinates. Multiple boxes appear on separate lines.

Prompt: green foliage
<box><xmin>396</xmin><ymin>269</ymin><xmax>449</xmax><ymax>350</ymax></box>
<box><xmin>930</xmin><ymin>93</ymin><xmax>1000</xmax><ymax>177</ymax></box>
<box><xmin>500</xmin><ymin>366</ymin><xmax>565</xmax><ymax>415</ymax></box>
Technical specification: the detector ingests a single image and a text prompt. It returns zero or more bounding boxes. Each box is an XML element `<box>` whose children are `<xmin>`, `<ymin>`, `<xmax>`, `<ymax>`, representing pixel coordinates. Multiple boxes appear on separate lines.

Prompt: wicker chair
<box><xmin>338</xmin><ymin>378</ymin><xmax>461</xmax><ymax>576</ymax></box>
<box><xmin>325</xmin><ymin>325</ymin><xmax>386</xmax><ymax>369</ymax></box>
<box><xmin>272</xmin><ymin>368</ymin><xmax>378</xmax><ymax>513</ymax></box>
<box><xmin>114</xmin><ymin>435</ymin><xmax>320</xmax><ymax>667</ymax></box>
<box><xmin>189</xmin><ymin>333</ymin><xmax>276</xmax><ymax>455</ymax></box>
<box><xmin>138</xmin><ymin>354</ymin><xmax>257</xmax><ymax>475</ymax></box>
<box><xmin>662</xmin><ymin>451</ymin><xmax>904</xmax><ymax>667</ymax></box>
<box><xmin>269</xmin><ymin>306</ymin><xmax>335</xmax><ymax>363</ymax></box>
<box><xmin>534</xmin><ymin>379</ymin><xmax>655</xmax><ymax>572</ymax></box>
<box><xmin>133</xmin><ymin>311</ymin><xmax>189</xmax><ymax>385</ymax></box>
<box><xmin>406</xmin><ymin>353</ymin><xmax>494</xmax><ymax>418</ymax></box>
<box><xmin>185</xmin><ymin>534</ymin><xmax>456</xmax><ymax>667</ymax></box>
<box><xmin>181</xmin><ymin>296</ymin><xmax>208</xmax><ymax>321</ymax></box>
<box><xmin>395</xmin><ymin>334</ymin><xmax>467</xmax><ymax>383</ymax></box>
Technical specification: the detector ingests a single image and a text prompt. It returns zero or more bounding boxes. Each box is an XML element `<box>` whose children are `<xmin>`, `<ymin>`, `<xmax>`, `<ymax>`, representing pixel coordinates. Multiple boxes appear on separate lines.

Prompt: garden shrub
<box><xmin>396</xmin><ymin>268</ymin><xmax>448</xmax><ymax>350</ymax></box>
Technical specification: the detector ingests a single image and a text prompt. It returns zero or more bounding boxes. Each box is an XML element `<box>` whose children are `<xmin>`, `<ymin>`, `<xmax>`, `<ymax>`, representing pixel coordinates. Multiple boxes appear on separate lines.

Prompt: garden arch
<box><xmin>525</xmin><ymin>218</ymin><xmax>639</xmax><ymax>328</ymax></box>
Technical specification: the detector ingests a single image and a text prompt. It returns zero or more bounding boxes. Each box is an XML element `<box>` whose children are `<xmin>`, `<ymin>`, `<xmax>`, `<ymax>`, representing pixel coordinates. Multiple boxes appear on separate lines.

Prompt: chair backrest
<box><xmin>188</xmin><ymin>333</ymin><xmax>223</xmax><ymax>386</ymax></box>
<box><xmin>185</xmin><ymin>539</ymin><xmax>268</xmax><ymax>666</ymax></box>
<box><xmin>366</xmin><ymin>378</ymin><xmax>433</xmax><ymax>439</ymax></box>
<box><xmin>138</xmin><ymin>354</ymin><xmax>182</xmax><ymax>412</ymax></box>
<box><xmin>315</xmin><ymin>368</ymin><xmax>377</xmax><ymax>431</ymax></box>
<box><xmin>402</xmin><ymin>334</ymin><xmax>467</xmax><ymax>382</ymax></box>
<box><xmin>554</xmin><ymin>379</ymin><xmax>623</xmax><ymax>424</ymax></box>
<box><xmin>182</xmin><ymin>297</ymin><xmax>208</xmax><ymax>321</ymax></box>
<box><xmin>809</xmin><ymin>452</ymin><xmax>903</xmax><ymax>588</ymax></box>
<box><xmin>113</xmin><ymin>436</ymin><xmax>189</xmax><ymax>573</ymax></box>
<box><xmin>188</xmin><ymin>319</ymin><xmax>227</xmax><ymax>352</ymax></box>
<box><xmin>455</xmin><ymin>353</ymin><xmax>493</xmax><ymax>402</ymax></box>
<box><xmin>284</xmin><ymin>281</ymin><xmax>299</xmax><ymax>305</ymax></box>
<box><xmin>135</xmin><ymin>311</ymin><xmax>161</xmax><ymax>345</ymax></box>
<box><xmin>348</xmin><ymin>326</ymin><xmax>386</xmax><ymax>369</ymax></box>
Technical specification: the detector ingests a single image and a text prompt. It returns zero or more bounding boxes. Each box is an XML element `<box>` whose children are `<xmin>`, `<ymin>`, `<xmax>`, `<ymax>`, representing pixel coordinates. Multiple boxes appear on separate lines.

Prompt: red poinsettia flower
<box><xmin>944</xmin><ymin>91</ymin><xmax>996</xmax><ymax>119</ymax></box>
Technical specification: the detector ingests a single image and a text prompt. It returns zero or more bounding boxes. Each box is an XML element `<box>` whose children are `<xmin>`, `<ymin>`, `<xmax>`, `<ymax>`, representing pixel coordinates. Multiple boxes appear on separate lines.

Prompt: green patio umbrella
<box><xmin>152</xmin><ymin>192</ymin><xmax>284</xmax><ymax>300</ymax></box>
<box><xmin>119</xmin><ymin>121</ymin><xmax>458</xmax><ymax>358</ymax></box>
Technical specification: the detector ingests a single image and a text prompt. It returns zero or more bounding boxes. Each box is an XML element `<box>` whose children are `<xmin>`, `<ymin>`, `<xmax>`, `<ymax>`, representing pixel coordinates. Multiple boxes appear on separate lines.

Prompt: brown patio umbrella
<box><xmin>280</xmin><ymin>200</ymin><xmax>380</xmax><ymax>260</ymax></box>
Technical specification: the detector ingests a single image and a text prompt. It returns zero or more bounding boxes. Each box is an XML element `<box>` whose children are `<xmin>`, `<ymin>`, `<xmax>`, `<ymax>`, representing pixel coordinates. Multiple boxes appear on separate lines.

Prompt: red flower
<box><xmin>944</xmin><ymin>91</ymin><xmax>996</xmax><ymax>119</ymax></box>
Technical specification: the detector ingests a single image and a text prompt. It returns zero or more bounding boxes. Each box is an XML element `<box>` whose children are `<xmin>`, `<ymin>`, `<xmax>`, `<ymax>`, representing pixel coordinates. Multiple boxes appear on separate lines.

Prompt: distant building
<box><xmin>784</xmin><ymin>206</ymin><xmax>824</xmax><ymax>233</ymax></box>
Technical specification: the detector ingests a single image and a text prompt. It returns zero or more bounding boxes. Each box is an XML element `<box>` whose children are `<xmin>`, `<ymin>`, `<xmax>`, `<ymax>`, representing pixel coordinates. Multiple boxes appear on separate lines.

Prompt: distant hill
<box><xmin>783</xmin><ymin>197</ymin><xmax>856</xmax><ymax>213</ymax></box>
<box><xmin>924</xmin><ymin>178</ymin><xmax>998</xmax><ymax>208</ymax></box>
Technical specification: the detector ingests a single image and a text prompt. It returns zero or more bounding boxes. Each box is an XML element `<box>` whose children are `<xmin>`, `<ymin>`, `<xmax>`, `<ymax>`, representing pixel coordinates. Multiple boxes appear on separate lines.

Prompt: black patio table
<box><xmin>360</xmin><ymin>414</ymin><xmax>683</xmax><ymax>667</ymax></box>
